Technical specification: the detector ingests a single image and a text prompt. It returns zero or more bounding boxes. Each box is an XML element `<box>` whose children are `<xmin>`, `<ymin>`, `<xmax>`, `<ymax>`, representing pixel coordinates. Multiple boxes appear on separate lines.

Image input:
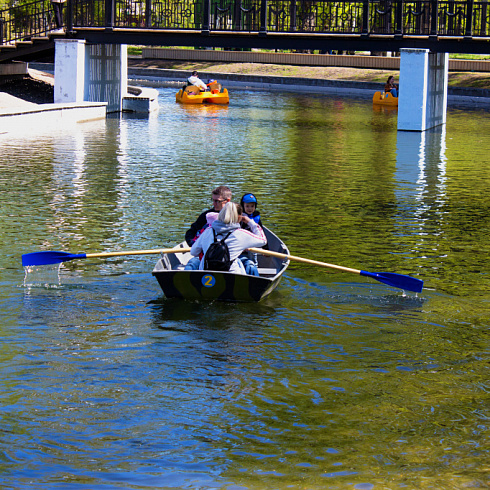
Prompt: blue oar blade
<box><xmin>22</xmin><ymin>251</ymin><xmax>87</xmax><ymax>267</ymax></box>
<box><xmin>360</xmin><ymin>270</ymin><xmax>424</xmax><ymax>293</ymax></box>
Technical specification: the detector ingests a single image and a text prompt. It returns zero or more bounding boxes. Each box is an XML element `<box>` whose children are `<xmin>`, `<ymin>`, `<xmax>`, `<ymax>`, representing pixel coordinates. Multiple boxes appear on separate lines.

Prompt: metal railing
<box><xmin>0</xmin><ymin>0</ymin><xmax>57</xmax><ymax>44</ymax></box>
<box><xmin>1</xmin><ymin>0</ymin><xmax>489</xmax><ymax>46</ymax></box>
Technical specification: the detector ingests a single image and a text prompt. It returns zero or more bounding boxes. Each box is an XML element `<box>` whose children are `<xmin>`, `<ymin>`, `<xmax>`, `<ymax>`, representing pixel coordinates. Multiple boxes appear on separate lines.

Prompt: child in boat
<box><xmin>240</xmin><ymin>193</ymin><xmax>262</xmax><ymax>228</ymax></box>
<box><xmin>239</xmin><ymin>193</ymin><xmax>263</xmax><ymax>276</ymax></box>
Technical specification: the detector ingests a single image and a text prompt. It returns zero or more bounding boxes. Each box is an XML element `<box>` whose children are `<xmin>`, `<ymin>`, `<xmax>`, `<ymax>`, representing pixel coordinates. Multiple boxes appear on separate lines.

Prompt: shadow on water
<box><xmin>148</xmin><ymin>296</ymin><xmax>278</xmax><ymax>331</ymax></box>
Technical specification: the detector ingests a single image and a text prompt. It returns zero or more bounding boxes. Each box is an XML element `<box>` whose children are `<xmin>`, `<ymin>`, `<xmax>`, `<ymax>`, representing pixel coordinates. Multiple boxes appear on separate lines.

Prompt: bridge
<box><xmin>1</xmin><ymin>0</ymin><xmax>490</xmax><ymax>58</ymax></box>
<box><xmin>1</xmin><ymin>0</ymin><xmax>489</xmax><ymax>131</ymax></box>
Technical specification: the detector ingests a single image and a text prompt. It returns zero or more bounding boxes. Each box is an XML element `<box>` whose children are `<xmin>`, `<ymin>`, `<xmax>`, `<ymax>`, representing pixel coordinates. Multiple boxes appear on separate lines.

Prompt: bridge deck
<box><xmin>2</xmin><ymin>0</ymin><xmax>490</xmax><ymax>57</ymax></box>
<box><xmin>70</xmin><ymin>27</ymin><xmax>490</xmax><ymax>54</ymax></box>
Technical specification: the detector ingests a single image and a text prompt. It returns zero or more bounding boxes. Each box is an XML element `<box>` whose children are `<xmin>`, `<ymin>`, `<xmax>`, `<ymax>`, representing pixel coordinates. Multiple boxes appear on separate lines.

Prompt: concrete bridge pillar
<box><xmin>54</xmin><ymin>39</ymin><xmax>127</xmax><ymax>113</ymax></box>
<box><xmin>54</xmin><ymin>39</ymin><xmax>86</xmax><ymax>104</ymax></box>
<box><xmin>397</xmin><ymin>48</ymin><xmax>448</xmax><ymax>132</ymax></box>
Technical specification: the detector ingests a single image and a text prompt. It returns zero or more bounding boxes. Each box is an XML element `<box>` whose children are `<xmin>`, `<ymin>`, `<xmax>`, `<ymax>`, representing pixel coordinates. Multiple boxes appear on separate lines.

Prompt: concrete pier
<box><xmin>54</xmin><ymin>39</ymin><xmax>86</xmax><ymax>105</ymax></box>
<box><xmin>54</xmin><ymin>39</ymin><xmax>127</xmax><ymax>113</ymax></box>
<box><xmin>398</xmin><ymin>48</ymin><xmax>449</xmax><ymax>132</ymax></box>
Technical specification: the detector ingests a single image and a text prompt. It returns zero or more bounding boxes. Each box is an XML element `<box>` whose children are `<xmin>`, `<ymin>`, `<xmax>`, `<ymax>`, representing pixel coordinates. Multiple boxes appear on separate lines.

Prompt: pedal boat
<box><xmin>176</xmin><ymin>84</ymin><xmax>229</xmax><ymax>105</ymax></box>
<box><xmin>373</xmin><ymin>91</ymin><xmax>398</xmax><ymax>107</ymax></box>
<box><xmin>152</xmin><ymin>227</ymin><xmax>289</xmax><ymax>302</ymax></box>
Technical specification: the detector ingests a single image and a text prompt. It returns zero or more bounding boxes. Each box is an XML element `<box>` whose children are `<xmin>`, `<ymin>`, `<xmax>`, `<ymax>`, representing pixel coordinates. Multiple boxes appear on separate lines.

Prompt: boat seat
<box><xmin>184</xmin><ymin>85</ymin><xmax>201</xmax><ymax>94</ymax></box>
<box><xmin>208</xmin><ymin>81</ymin><xmax>222</xmax><ymax>93</ymax></box>
<box><xmin>257</xmin><ymin>268</ymin><xmax>277</xmax><ymax>276</ymax></box>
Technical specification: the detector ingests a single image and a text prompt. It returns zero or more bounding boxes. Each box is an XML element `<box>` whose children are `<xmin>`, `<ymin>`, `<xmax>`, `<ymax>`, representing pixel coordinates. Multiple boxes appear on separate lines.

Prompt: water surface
<box><xmin>0</xmin><ymin>88</ymin><xmax>488</xmax><ymax>489</ymax></box>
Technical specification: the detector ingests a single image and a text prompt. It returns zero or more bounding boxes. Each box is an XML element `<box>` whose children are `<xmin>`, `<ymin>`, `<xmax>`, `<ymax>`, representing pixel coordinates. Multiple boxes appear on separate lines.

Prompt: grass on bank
<box><xmin>128</xmin><ymin>46</ymin><xmax>490</xmax><ymax>60</ymax></box>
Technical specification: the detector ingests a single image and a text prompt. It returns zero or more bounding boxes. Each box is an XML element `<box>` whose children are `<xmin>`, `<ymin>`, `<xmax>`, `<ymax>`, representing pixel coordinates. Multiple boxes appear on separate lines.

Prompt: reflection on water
<box><xmin>0</xmin><ymin>88</ymin><xmax>488</xmax><ymax>488</ymax></box>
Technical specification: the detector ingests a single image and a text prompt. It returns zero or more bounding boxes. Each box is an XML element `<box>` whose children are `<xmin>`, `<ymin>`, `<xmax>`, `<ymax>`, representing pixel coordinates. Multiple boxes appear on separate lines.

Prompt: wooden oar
<box><xmin>23</xmin><ymin>246</ymin><xmax>423</xmax><ymax>293</ymax></box>
<box><xmin>22</xmin><ymin>247</ymin><xmax>192</xmax><ymax>267</ymax></box>
<box><xmin>248</xmin><ymin>248</ymin><xmax>424</xmax><ymax>293</ymax></box>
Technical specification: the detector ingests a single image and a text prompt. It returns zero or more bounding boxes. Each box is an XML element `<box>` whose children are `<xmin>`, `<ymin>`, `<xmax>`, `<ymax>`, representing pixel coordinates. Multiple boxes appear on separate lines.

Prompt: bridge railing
<box><xmin>67</xmin><ymin>0</ymin><xmax>489</xmax><ymax>37</ymax></box>
<box><xmin>1</xmin><ymin>0</ymin><xmax>489</xmax><ymax>46</ymax></box>
<box><xmin>0</xmin><ymin>0</ymin><xmax>56</xmax><ymax>44</ymax></box>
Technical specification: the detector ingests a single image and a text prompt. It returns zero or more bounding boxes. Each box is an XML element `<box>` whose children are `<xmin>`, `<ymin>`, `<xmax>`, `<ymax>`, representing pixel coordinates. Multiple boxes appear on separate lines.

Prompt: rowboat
<box><xmin>372</xmin><ymin>91</ymin><xmax>398</xmax><ymax>107</ymax></box>
<box><xmin>152</xmin><ymin>227</ymin><xmax>289</xmax><ymax>302</ymax></box>
<box><xmin>176</xmin><ymin>81</ymin><xmax>229</xmax><ymax>105</ymax></box>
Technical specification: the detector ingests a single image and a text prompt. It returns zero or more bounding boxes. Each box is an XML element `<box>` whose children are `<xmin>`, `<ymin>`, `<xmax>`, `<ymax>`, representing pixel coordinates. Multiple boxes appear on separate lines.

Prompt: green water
<box><xmin>0</xmin><ymin>89</ymin><xmax>488</xmax><ymax>488</ymax></box>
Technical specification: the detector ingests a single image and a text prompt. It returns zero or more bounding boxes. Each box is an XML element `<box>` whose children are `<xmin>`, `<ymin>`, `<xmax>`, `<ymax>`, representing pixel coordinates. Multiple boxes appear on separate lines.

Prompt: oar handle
<box><xmin>247</xmin><ymin>248</ymin><xmax>361</xmax><ymax>275</ymax></box>
<box><xmin>85</xmin><ymin>247</ymin><xmax>191</xmax><ymax>259</ymax></box>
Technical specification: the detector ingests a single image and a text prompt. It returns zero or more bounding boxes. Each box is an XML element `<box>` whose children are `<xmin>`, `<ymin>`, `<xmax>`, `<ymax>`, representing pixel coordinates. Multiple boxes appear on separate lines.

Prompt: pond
<box><xmin>0</xmin><ymin>87</ymin><xmax>488</xmax><ymax>488</ymax></box>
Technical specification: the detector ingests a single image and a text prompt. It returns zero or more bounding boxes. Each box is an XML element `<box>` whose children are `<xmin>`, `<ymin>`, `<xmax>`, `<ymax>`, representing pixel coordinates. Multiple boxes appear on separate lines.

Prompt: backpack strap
<box><xmin>222</xmin><ymin>232</ymin><xmax>234</xmax><ymax>265</ymax></box>
<box><xmin>214</xmin><ymin>230</ymin><xmax>233</xmax><ymax>243</ymax></box>
<box><xmin>216</xmin><ymin>230</ymin><xmax>234</xmax><ymax>264</ymax></box>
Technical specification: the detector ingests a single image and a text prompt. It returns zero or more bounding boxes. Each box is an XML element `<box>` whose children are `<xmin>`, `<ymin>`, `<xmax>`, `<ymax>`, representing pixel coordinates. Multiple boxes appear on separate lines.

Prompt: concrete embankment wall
<box><xmin>142</xmin><ymin>48</ymin><xmax>490</xmax><ymax>73</ymax></box>
<box><xmin>28</xmin><ymin>60</ymin><xmax>490</xmax><ymax>105</ymax></box>
<box><xmin>0</xmin><ymin>62</ymin><xmax>29</xmax><ymax>78</ymax></box>
<box><xmin>136</xmin><ymin>48</ymin><xmax>490</xmax><ymax>103</ymax></box>
<box><xmin>129</xmin><ymin>66</ymin><xmax>382</xmax><ymax>94</ymax></box>
<box><xmin>128</xmin><ymin>67</ymin><xmax>490</xmax><ymax>102</ymax></box>
<box><xmin>0</xmin><ymin>101</ymin><xmax>108</xmax><ymax>133</ymax></box>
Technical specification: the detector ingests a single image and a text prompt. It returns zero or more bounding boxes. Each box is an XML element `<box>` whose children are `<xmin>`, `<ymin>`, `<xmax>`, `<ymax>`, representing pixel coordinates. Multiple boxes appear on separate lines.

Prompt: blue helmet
<box><xmin>241</xmin><ymin>193</ymin><xmax>257</xmax><ymax>206</ymax></box>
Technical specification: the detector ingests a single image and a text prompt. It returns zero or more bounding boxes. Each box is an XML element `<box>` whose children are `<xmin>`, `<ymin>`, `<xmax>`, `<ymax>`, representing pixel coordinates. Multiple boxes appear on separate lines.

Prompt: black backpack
<box><xmin>203</xmin><ymin>230</ymin><xmax>233</xmax><ymax>271</ymax></box>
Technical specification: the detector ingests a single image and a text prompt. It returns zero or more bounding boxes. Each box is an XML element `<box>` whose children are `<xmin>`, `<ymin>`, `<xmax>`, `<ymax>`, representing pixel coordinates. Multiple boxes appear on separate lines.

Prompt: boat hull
<box><xmin>176</xmin><ymin>88</ymin><xmax>229</xmax><ymax>105</ymax></box>
<box><xmin>153</xmin><ymin>268</ymin><xmax>283</xmax><ymax>302</ymax></box>
<box><xmin>152</xmin><ymin>228</ymin><xmax>289</xmax><ymax>302</ymax></box>
<box><xmin>372</xmin><ymin>91</ymin><xmax>398</xmax><ymax>107</ymax></box>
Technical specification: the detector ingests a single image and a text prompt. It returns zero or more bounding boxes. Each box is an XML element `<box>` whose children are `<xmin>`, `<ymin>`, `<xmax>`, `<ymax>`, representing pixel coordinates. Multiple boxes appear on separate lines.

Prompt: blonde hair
<box><xmin>218</xmin><ymin>202</ymin><xmax>240</xmax><ymax>224</ymax></box>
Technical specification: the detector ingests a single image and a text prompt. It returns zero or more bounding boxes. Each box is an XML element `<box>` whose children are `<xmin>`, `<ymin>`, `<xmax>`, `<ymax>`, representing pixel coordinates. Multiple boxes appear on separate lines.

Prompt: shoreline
<box><xmin>128</xmin><ymin>56</ymin><xmax>490</xmax><ymax>89</ymax></box>
<box><xmin>128</xmin><ymin>59</ymin><xmax>490</xmax><ymax>108</ymax></box>
<box><xmin>127</xmin><ymin>66</ymin><xmax>490</xmax><ymax>102</ymax></box>
<box><xmin>2</xmin><ymin>59</ymin><xmax>490</xmax><ymax>111</ymax></box>
<box><xmin>126</xmin><ymin>58</ymin><xmax>490</xmax><ymax>102</ymax></box>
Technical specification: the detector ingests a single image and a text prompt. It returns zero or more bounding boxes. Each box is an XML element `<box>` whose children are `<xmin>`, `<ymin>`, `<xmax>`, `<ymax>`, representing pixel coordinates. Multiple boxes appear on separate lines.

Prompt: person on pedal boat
<box><xmin>187</xmin><ymin>71</ymin><xmax>207</xmax><ymax>92</ymax></box>
<box><xmin>384</xmin><ymin>75</ymin><xmax>399</xmax><ymax>97</ymax></box>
